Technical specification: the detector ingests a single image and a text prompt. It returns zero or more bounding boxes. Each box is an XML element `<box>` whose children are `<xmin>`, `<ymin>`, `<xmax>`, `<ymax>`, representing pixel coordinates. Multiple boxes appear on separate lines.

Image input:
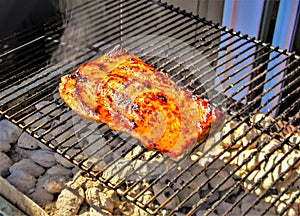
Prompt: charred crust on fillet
<box><xmin>106</xmin><ymin>95</ymin><xmax>113</xmax><ymax>103</ymax></box>
<box><xmin>78</xmin><ymin>76</ymin><xmax>87</xmax><ymax>82</ymax></box>
<box><xmin>164</xmin><ymin>150</ymin><xmax>175</xmax><ymax>157</ymax></box>
<box><xmin>129</xmin><ymin>120</ymin><xmax>138</xmax><ymax>129</ymax></box>
<box><xmin>111</xmin><ymin>46</ymin><xmax>129</xmax><ymax>57</ymax></box>
<box><xmin>97</xmin><ymin>63</ymin><xmax>107</xmax><ymax>70</ymax></box>
<box><xmin>144</xmin><ymin>81</ymin><xmax>152</xmax><ymax>89</ymax></box>
<box><xmin>130</xmin><ymin>103</ymin><xmax>139</xmax><ymax>111</ymax></box>
<box><xmin>115</xmin><ymin>45</ymin><xmax>129</xmax><ymax>54</ymax></box>
<box><xmin>155</xmin><ymin>94</ymin><xmax>167</xmax><ymax>102</ymax></box>
<box><xmin>95</xmin><ymin>105</ymin><xmax>101</xmax><ymax>114</ymax></box>
<box><xmin>69</xmin><ymin>70</ymin><xmax>87</xmax><ymax>82</ymax></box>
<box><xmin>69</xmin><ymin>74</ymin><xmax>77</xmax><ymax>79</ymax></box>
<box><xmin>148</xmin><ymin>141</ymin><xmax>156</xmax><ymax>147</ymax></box>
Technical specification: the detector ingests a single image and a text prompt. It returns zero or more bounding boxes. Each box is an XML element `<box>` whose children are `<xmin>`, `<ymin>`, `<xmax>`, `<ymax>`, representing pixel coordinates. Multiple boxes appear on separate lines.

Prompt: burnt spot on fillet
<box><xmin>106</xmin><ymin>95</ymin><xmax>113</xmax><ymax>103</ymax></box>
<box><xmin>111</xmin><ymin>47</ymin><xmax>129</xmax><ymax>58</ymax></box>
<box><xmin>156</xmin><ymin>94</ymin><xmax>167</xmax><ymax>102</ymax></box>
<box><xmin>69</xmin><ymin>70</ymin><xmax>87</xmax><ymax>82</ymax></box>
<box><xmin>98</xmin><ymin>63</ymin><xmax>107</xmax><ymax>70</ymax></box>
<box><xmin>78</xmin><ymin>76</ymin><xmax>87</xmax><ymax>82</ymax></box>
<box><xmin>129</xmin><ymin>120</ymin><xmax>138</xmax><ymax>129</ymax></box>
<box><xmin>144</xmin><ymin>81</ymin><xmax>152</xmax><ymax>89</ymax></box>
<box><xmin>74</xmin><ymin>79</ymin><xmax>81</xmax><ymax>92</ymax></box>
<box><xmin>130</xmin><ymin>103</ymin><xmax>139</xmax><ymax>111</ymax></box>
<box><xmin>148</xmin><ymin>141</ymin><xmax>156</xmax><ymax>147</ymax></box>
<box><xmin>69</xmin><ymin>74</ymin><xmax>77</xmax><ymax>79</ymax></box>
<box><xmin>94</xmin><ymin>105</ymin><xmax>103</xmax><ymax>114</ymax></box>
<box><xmin>164</xmin><ymin>151</ymin><xmax>173</xmax><ymax>156</ymax></box>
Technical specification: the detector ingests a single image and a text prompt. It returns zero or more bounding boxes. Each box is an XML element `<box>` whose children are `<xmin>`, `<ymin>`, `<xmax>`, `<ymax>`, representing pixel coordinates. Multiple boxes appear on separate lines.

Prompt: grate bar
<box><xmin>120</xmin><ymin>156</ymin><xmax>169</xmax><ymax>199</ymax></box>
<box><xmin>60</xmin><ymin>1</ymin><xmax>172</xmax><ymax>49</ymax></box>
<box><xmin>49</xmin><ymin>0</ymin><xmax>174</xmax><ymax>55</ymax></box>
<box><xmin>194</xmin><ymin>45</ymin><xmax>275</xmax><ymax>94</ymax></box>
<box><xmin>98</xmin><ymin>145</ymin><xmax>144</xmax><ymax>185</ymax></box>
<box><xmin>165</xmin><ymin>69</ymin><xmax>299</xmax><ymax>215</ymax></box>
<box><xmin>154</xmin><ymin>25</ymin><xmax>224</xmax><ymax>71</ymax></box>
<box><xmin>277</xmin><ymin>184</ymin><xmax>300</xmax><ymax>216</ymax></box>
<box><xmin>72</xmin><ymin>125</ymin><xmax>113</xmax><ymax>164</ymax></box>
<box><xmin>224</xmin><ymin>54</ymin><xmax>291</xmax><ymax>102</ymax></box>
<box><xmin>151</xmin><ymin>0</ymin><xmax>298</xmax><ymax>59</ymax></box>
<box><xmin>0</xmin><ymin>40</ymin><xmax>50</xmax><ymax>88</ymax></box>
<box><xmin>201</xmin><ymin>131</ymin><xmax>298</xmax><ymax>216</ymax></box>
<box><xmin>8</xmin><ymin>93</ymin><xmax>58</xmax><ymax>120</ymax></box>
<box><xmin>183</xmin><ymin>88</ymin><xmax>300</xmax><ymax>216</ymax></box>
<box><xmin>168</xmin><ymin>35</ymin><xmax>251</xmax><ymax>79</ymax></box>
<box><xmin>0</xmin><ymin>51</ymin><xmax>95</xmax><ymax>115</ymax></box>
<box><xmin>0</xmin><ymin>24</ymin><xmax>45</xmax><ymax>54</ymax></box>
<box><xmin>165</xmin><ymin>38</ymin><xmax>258</xmax><ymax>89</ymax></box>
<box><xmin>205</xmin><ymin>49</ymin><xmax>283</xmax><ymax>101</ymax></box>
<box><xmin>114</xmin><ymin>151</ymin><xmax>163</xmax><ymax>189</ymax></box>
<box><xmin>212</xmin><ymin>130</ymin><xmax>299</xmax><ymax>216</ymax></box>
<box><xmin>67</xmin><ymin>130</ymin><xmax>117</xmax><ymax>160</ymax></box>
<box><xmin>223</xmin><ymin>58</ymin><xmax>299</xmax><ymax>116</ymax></box>
<box><xmin>129</xmin><ymin>156</ymin><xmax>187</xmax><ymax>208</ymax></box>
<box><xmin>0</xmin><ymin>36</ymin><xmax>46</xmax><ymax>58</ymax></box>
<box><xmin>52</xmin><ymin>119</ymin><xmax>94</xmax><ymax>151</ymax></box>
<box><xmin>219</xmin><ymin>65</ymin><xmax>299</xmax><ymax>148</ymax></box>
<box><xmin>247</xmin><ymin>160</ymin><xmax>300</xmax><ymax>216</ymax></box>
<box><xmin>194</xmin><ymin>46</ymin><xmax>275</xmax><ymax>96</ymax></box>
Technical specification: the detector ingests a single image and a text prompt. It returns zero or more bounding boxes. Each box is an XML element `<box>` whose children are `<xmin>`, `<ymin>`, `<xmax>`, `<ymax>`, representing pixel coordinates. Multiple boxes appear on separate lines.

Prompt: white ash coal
<box><xmin>1</xmin><ymin>100</ymin><xmax>299</xmax><ymax>216</ymax></box>
<box><xmin>197</xmin><ymin>112</ymin><xmax>300</xmax><ymax>216</ymax></box>
<box><xmin>0</xmin><ymin>117</ymin><xmax>148</xmax><ymax>215</ymax></box>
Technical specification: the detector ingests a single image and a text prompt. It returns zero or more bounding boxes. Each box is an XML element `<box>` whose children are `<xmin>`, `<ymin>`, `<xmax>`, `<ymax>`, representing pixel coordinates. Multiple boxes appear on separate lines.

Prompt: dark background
<box><xmin>0</xmin><ymin>0</ymin><xmax>57</xmax><ymax>40</ymax></box>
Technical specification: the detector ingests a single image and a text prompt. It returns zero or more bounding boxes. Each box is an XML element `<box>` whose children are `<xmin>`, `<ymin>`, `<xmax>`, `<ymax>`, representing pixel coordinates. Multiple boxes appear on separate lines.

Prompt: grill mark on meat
<box><xmin>72</xmin><ymin>78</ymin><xmax>98</xmax><ymax>117</ymax></box>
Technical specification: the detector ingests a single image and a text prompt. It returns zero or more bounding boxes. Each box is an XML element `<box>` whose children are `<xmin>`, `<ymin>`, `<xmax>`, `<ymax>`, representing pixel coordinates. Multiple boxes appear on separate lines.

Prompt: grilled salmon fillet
<box><xmin>59</xmin><ymin>46</ymin><xmax>224</xmax><ymax>158</ymax></box>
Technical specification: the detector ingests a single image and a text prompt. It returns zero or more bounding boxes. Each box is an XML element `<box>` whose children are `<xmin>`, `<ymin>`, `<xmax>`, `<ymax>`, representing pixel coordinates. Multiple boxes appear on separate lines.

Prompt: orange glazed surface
<box><xmin>59</xmin><ymin>46</ymin><xmax>224</xmax><ymax>158</ymax></box>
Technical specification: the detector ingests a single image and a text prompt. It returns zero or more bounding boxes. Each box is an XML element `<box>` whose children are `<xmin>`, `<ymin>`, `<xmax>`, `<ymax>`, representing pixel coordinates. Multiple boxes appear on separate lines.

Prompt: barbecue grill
<box><xmin>0</xmin><ymin>0</ymin><xmax>299</xmax><ymax>215</ymax></box>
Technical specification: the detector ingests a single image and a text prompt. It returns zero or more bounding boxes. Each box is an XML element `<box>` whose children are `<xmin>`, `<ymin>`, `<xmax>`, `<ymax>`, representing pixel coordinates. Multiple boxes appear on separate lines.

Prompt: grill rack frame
<box><xmin>0</xmin><ymin>0</ymin><xmax>299</xmax><ymax>215</ymax></box>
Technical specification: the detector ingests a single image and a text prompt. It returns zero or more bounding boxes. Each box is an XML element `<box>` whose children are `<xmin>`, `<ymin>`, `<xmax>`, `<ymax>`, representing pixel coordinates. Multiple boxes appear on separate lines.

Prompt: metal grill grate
<box><xmin>0</xmin><ymin>0</ymin><xmax>299</xmax><ymax>215</ymax></box>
